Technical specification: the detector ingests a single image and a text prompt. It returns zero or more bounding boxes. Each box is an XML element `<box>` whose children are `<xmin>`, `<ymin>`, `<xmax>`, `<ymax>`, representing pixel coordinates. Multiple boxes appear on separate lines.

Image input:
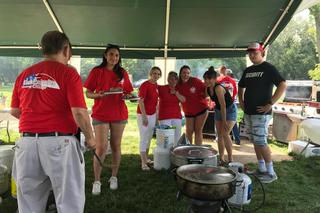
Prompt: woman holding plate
<box><xmin>84</xmin><ymin>44</ymin><xmax>133</xmax><ymax>194</ymax></box>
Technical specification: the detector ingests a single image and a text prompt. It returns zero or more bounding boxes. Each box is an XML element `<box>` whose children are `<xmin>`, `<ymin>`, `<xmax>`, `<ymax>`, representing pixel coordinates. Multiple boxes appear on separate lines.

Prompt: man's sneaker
<box><xmin>92</xmin><ymin>181</ymin><xmax>101</xmax><ymax>195</ymax></box>
<box><xmin>109</xmin><ymin>176</ymin><xmax>118</xmax><ymax>190</ymax></box>
<box><xmin>235</xmin><ymin>140</ymin><xmax>241</xmax><ymax>145</ymax></box>
<box><xmin>259</xmin><ymin>173</ymin><xmax>278</xmax><ymax>184</ymax></box>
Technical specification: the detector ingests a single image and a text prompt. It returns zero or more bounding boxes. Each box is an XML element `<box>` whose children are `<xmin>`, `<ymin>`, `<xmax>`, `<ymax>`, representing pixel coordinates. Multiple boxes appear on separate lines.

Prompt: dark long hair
<box><xmin>203</xmin><ymin>66</ymin><xmax>218</xmax><ymax>79</ymax></box>
<box><xmin>178</xmin><ymin>65</ymin><xmax>191</xmax><ymax>83</ymax></box>
<box><xmin>95</xmin><ymin>44</ymin><xmax>123</xmax><ymax>82</ymax></box>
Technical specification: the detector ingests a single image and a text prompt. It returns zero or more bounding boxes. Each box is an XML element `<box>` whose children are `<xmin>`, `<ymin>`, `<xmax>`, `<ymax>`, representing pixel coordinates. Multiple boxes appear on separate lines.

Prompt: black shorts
<box><xmin>185</xmin><ymin>108</ymin><xmax>208</xmax><ymax>118</ymax></box>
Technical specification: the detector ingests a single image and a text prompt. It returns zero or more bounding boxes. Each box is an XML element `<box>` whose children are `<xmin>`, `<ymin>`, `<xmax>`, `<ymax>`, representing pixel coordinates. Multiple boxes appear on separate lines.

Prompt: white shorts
<box><xmin>159</xmin><ymin>119</ymin><xmax>182</xmax><ymax>146</ymax></box>
<box><xmin>137</xmin><ymin>113</ymin><xmax>156</xmax><ymax>152</ymax></box>
<box><xmin>12</xmin><ymin>136</ymin><xmax>85</xmax><ymax>213</ymax></box>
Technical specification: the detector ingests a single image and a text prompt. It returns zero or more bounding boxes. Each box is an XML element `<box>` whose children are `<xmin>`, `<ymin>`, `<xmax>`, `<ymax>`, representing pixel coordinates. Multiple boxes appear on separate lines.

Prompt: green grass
<box><xmin>1</xmin><ymin>90</ymin><xmax>320</xmax><ymax>213</ymax></box>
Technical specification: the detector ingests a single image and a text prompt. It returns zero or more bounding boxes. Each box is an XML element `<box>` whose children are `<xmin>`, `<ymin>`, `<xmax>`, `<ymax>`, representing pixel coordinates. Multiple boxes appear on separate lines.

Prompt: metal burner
<box><xmin>186</xmin><ymin>199</ymin><xmax>229</xmax><ymax>213</ymax></box>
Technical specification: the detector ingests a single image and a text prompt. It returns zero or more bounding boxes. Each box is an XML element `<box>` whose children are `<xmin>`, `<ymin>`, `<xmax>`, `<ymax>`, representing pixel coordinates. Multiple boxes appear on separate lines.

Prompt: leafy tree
<box><xmin>309</xmin><ymin>64</ymin><xmax>320</xmax><ymax>80</ymax></box>
<box><xmin>268</xmin><ymin>15</ymin><xmax>317</xmax><ymax>80</ymax></box>
<box><xmin>0</xmin><ymin>57</ymin><xmax>41</xmax><ymax>84</ymax></box>
<box><xmin>310</xmin><ymin>4</ymin><xmax>320</xmax><ymax>62</ymax></box>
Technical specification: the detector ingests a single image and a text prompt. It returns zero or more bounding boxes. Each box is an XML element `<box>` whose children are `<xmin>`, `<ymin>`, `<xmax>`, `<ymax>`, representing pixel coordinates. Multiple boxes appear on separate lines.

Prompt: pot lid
<box><xmin>172</xmin><ymin>145</ymin><xmax>217</xmax><ymax>159</ymax></box>
<box><xmin>176</xmin><ymin>164</ymin><xmax>237</xmax><ymax>185</ymax></box>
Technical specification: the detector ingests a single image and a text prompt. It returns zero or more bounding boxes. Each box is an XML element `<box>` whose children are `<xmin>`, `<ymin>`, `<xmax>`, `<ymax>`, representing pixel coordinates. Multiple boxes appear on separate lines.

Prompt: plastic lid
<box><xmin>177</xmin><ymin>164</ymin><xmax>237</xmax><ymax>185</ymax></box>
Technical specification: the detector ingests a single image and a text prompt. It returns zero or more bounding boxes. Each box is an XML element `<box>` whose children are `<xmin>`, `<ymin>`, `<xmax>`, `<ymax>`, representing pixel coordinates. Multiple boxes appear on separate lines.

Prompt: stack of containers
<box><xmin>153</xmin><ymin>125</ymin><xmax>175</xmax><ymax>170</ymax></box>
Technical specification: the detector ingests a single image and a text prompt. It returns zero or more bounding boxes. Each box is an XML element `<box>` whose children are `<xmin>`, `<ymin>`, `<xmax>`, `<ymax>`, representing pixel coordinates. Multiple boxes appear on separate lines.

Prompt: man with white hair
<box><xmin>11</xmin><ymin>30</ymin><xmax>96</xmax><ymax>212</ymax></box>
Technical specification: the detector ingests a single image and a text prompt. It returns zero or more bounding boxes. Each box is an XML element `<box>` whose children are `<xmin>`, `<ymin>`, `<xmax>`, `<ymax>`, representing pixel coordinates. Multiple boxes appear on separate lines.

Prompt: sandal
<box><xmin>219</xmin><ymin>160</ymin><xmax>228</xmax><ymax>167</ymax></box>
<box><xmin>141</xmin><ymin>164</ymin><xmax>150</xmax><ymax>171</ymax></box>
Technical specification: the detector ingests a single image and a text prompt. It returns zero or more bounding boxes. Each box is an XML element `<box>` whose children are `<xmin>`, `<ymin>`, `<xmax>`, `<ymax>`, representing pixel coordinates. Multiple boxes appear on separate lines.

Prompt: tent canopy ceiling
<box><xmin>0</xmin><ymin>0</ymin><xmax>303</xmax><ymax>58</ymax></box>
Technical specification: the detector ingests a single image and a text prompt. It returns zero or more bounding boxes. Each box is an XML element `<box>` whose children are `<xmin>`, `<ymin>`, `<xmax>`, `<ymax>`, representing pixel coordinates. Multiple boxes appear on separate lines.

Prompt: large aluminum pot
<box><xmin>170</xmin><ymin>145</ymin><xmax>218</xmax><ymax>167</ymax></box>
<box><xmin>175</xmin><ymin>164</ymin><xmax>237</xmax><ymax>201</ymax></box>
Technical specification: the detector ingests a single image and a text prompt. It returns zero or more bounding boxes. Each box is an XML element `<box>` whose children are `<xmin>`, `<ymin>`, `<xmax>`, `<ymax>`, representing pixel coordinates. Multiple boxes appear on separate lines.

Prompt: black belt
<box><xmin>22</xmin><ymin>132</ymin><xmax>74</xmax><ymax>137</ymax></box>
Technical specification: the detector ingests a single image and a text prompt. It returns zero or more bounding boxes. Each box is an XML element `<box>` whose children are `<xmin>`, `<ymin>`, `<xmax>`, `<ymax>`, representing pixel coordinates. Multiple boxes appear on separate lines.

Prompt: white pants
<box><xmin>159</xmin><ymin>119</ymin><xmax>182</xmax><ymax>145</ymax></box>
<box><xmin>12</xmin><ymin>136</ymin><xmax>85</xmax><ymax>213</ymax></box>
<box><xmin>137</xmin><ymin>113</ymin><xmax>156</xmax><ymax>152</ymax></box>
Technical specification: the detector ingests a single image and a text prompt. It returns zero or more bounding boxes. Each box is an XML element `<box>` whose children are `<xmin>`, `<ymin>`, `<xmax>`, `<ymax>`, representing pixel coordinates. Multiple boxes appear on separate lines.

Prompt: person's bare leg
<box><xmin>215</xmin><ymin>121</ymin><xmax>225</xmax><ymax>162</ymax></box>
<box><xmin>93</xmin><ymin>124</ymin><xmax>109</xmax><ymax>181</ymax></box>
<box><xmin>255</xmin><ymin>145</ymin><xmax>272</xmax><ymax>163</ymax></box>
<box><xmin>223</xmin><ymin>121</ymin><xmax>236</xmax><ymax>162</ymax></box>
<box><xmin>185</xmin><ymin>117</ymin><xmax>195</xmax><ymax>144</ymax></box>
<box><xmin>254</xmin><ymin>145</ymin><xmax>264</xmax><ymax>160</ymax></box>
<box><xmin>140</xmin><ymin>152</ymin><xmax>149</xmax><ymax>170</ymax></box>
<box><xmin>194</xmin><ymin>111</ymin><xmax>208</xmax><ymax>145</ymax></box>
<box><xmin>109</xmin><ymin>122</ymin><xmax>126</xmax><ymax>177</ymax></box>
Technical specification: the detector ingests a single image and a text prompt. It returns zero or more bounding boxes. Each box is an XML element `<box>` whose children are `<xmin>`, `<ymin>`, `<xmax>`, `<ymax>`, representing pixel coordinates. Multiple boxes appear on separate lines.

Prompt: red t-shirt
<box><xmin>11</xmin><ymin>60</ymin><xmax>86</xmax><ymax>133</ymax></box>
<box><xmin>137</xmin><ymin>81</ymin><xmax>158</xmax><ymax>115</ymax></box>
<box><xmin>158</xmin><ymin>85</ymin><xmax>182</xmax><ymax>120</ymax></box>
<box><xmin>176</xmin><ymin>77</ymin><xmax>208</xmax><ymax>116</ymax></box>
<box><xmin>217</xmin><ymin>75</ymin><xmax>237</xmax><ymax>101</ymax></box>
<box><xmin>84</xmin><ymin>67</ymin><xmax>133</xmax><ymax>122</ymax></box>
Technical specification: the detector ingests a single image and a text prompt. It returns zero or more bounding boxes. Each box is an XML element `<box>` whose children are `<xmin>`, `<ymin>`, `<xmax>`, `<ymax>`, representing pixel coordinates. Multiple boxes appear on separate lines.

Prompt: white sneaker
<box><xmin>92</xmin><ymin>181</ymin><xmax>101</xmax><ymax>195</ymax></box>
<box><xmin>109</xmin><ymin>176</ymin><xmax>118</xmax><ymax>190</ymax></box>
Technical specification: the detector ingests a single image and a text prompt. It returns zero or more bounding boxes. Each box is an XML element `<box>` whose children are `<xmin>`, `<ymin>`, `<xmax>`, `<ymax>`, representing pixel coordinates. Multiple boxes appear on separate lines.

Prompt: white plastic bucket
<box><xmin>156</xmin><ymin>128</ymin><xmax>175</xmax><ymax>149</ymax></box>
<box><xmin>153</xmin><ymin>147</ymin><xmax>171</xmax><ymax>170</ymax></box>
<box><xmin>0</xmin><ymin>145</ymin><xmax>14</xmax><ymax>172</ymax></box>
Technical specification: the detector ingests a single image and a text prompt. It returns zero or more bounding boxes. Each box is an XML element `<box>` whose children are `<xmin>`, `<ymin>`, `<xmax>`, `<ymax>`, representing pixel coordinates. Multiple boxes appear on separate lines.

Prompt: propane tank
<box><xmin>228</xmin><ymin>167</ymin><xmax>252</xmax><ymax>205</ymax></box>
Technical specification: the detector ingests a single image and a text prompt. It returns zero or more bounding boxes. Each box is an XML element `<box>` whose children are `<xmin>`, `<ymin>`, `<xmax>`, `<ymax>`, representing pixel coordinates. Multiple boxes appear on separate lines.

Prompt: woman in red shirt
<box><xmin>84</xmin><ymin>44</ymin><xmax>133</xmax><ymax>194</ymax></box>
<box><xmin>176</xmin><ymin>65</ymin><xmax>208</xmax><ymax>145</ymax></box>
<box><xmin>137</xmin><ymin>66</ymin><xmax>161</xmax><ymax>171</ymax></box>
<box><xmin>158</xmin><ymin>71</ymin><xmax>185</xmax><ymax>145</ymax></box>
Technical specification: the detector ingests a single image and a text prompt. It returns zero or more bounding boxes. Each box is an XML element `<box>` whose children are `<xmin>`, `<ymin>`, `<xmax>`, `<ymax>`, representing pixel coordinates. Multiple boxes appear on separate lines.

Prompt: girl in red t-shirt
<box><xmin>158</xmin><ymin>71</ymin><xmax>185</xmax><ymax>145</ymax></box>
<box><xmin>176</xmin><ymin>65</ymin><xmax>208</xmax><ymax>145</ymax></box>
<box><xmin>137</xmin><ymin>66</ymin><xmax>161</xmax><ymax>171</ymax></box>
<box><xmin>84</xmin><ymin>44</ymin><xmax>133</xmax><ymax>194</ymax></box>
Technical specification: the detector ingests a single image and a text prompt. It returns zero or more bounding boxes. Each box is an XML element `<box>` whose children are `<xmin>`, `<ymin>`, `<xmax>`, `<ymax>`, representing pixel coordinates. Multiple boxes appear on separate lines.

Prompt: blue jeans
<box><xmin>244</xmin><ymin>114</ymin><xmax>271</xmax><ymax>146</ymax></box>
<box><xmin>232</xmin><ymin>123</ymin><xmax>240</xmax><ymax>142</ymax></box>
<box><xmin>214</xmin><ymin>103</ymin><xmax>237</xmax><ymax>121</ymax></box>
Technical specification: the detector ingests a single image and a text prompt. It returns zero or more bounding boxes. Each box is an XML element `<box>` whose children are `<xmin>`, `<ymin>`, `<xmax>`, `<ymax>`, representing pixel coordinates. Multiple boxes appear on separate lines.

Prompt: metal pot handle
<box><xmin>188</xmin><ymin>149</ymin><xmax>202</xmax><ymax>156</ymax></box>
<box><xmin>187</xmin><ymin>158</ymin><xmax>204</xmax><ymax>164</ymax></box>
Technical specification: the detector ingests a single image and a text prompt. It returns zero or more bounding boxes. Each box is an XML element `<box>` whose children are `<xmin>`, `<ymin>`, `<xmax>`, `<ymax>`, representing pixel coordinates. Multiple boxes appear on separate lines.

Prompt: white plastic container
<box><xmin>228</xmin><ymin>162</ymin><xmax>244</xmax><ymax>173</ymax></box>
<box><xmin>304</xmin><ymin>147</ymin><xmax>320</xmax><ymax>157</ymax></box>
<box><xmin>288</xmin><ymin>140</ymin><xmax>314</xmax><ymax>154</ymax></box>
<box><xmin>0</xmin><ymin>164</ymin><xmax>8</xmax><ymax>195</ymax></box>
<box><xmin>153</xmin><ymin>147</ymin><xmax>171</xmax><ymax>170</ymax></box>
<box><xmin>229</xmin><ymin>172</ymin><xmax>252</xmax><ymax>205</ymax></box>
<box><xmin>156</xmin><ymin>128</ymin><xmax>175</xmax><ymax>149</ymax></box>
<box><xmin>0</xmin><ymin>145</ymin><xmax>14</xmax><ymax>172</ymax></box>
<box><xmin>300</xmin><ymin>119</ymin><xmax>320</xmax><ymax>145</ymax></box>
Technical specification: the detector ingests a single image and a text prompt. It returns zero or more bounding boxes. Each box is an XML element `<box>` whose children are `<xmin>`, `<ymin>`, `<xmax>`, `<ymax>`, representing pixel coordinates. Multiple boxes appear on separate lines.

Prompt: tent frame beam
<box><xmin>0</xmin><ymin>45</ymin><xmax>247</xmax><ymax>51</ymax></box>
<box><xmin>42</xmin><ymin>0</ymin><xmax>64</xmax><ymax>33</ymax></box>
<box><xmin>164</xmin><ymin>0</ymin><xmax>171</xmax><ymax>58</ymax></box>
<box><xmin>263</xmin><ymin>0</ymin><xmax>295</xmax><ymax>47</ymax></box>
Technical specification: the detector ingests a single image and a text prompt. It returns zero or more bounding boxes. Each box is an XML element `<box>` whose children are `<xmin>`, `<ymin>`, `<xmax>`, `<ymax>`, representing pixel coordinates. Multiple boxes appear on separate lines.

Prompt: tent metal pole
<box><xmin>263</xmin><ymin>0</ymin><xmax>295</xmax><ymax>47</ymax></box>
<box><xmin>42</xmin><ymin>0</ymin><xmax>64</xmax><ymax>33</ymax></box>
<box><xmin>0</xmin><ymin>46</ymin><xmax>39</xmax><ymax>49</ymax></box>
<box><xmin>0</xmin><ymin>46</ymin><xmax>247</xmax><ymax>51</ymax></box>
<box><xmin>168</xmin><ymin>48</ymin><xmax>247</xmax><ymax>51</ymax></box>
<box><xmin>164</xmin><ymin>0</ymin><xmax>171</xmax><ymax>81</ymax></box>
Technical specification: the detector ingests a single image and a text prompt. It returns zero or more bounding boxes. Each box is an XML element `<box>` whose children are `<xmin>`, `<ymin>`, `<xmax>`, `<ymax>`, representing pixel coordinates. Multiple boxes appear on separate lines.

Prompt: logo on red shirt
<box><xmin>22</xmin><ymin>73</ymin><xmax>60</xmax><ymax>90</ymax></box>
<box><xmin>190</xmin><ymin>87</ymin><xmax>196</xmax><ymax>93</ymax></box>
